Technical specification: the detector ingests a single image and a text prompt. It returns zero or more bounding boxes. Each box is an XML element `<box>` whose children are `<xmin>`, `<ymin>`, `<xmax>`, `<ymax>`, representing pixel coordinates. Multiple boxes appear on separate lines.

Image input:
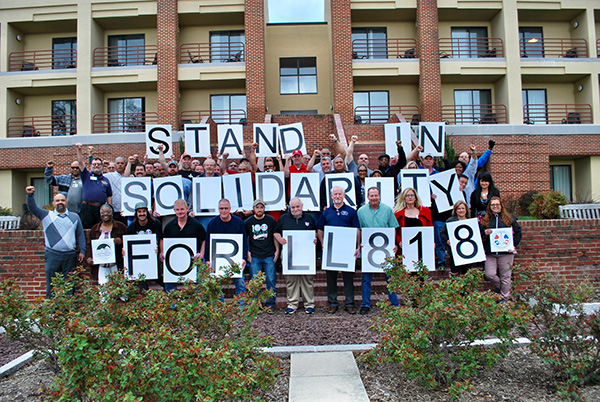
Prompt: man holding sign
<box><xmin>357</xmin><ymin>187</ymin><xmax>399</xmax><ymax>315</ymax></box>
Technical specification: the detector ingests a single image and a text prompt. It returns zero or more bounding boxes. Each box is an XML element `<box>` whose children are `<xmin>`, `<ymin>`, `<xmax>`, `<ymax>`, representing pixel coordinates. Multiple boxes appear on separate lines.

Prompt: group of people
<box><xmin>31</xmin><ymin>135</ymin><xmax>520</xmax><ymax>307</ymax></box>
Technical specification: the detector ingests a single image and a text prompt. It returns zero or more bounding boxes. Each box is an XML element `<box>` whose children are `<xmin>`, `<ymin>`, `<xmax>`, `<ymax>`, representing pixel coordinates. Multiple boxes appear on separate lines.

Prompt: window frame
<box><xmin>51</xmin><ymin>99</ymin><xmax>77</xmax><ymax>136</ymax></box>
<box><xmin>210</xmin><ymin>94</ymin><xmax>247</xmax><ymax>124</ymax></box>
<box><xmin>519</xmin><ymin>27</ymin><xmax>544</xmax><ymax>58</ymax></box>
<box><xmin>107</xmin><ymin>97</ymin><xmax>145</xmax><ymax>133</ymax></box>
<box><xmin>52</xmin><ymin>37</ymin><xmax>77</xmax><ymax>69</ymax></box>
<box><xmin>353</xmin><ymin>90</ymin><xmax>390</xmax><ymax>124</ymax></box>
<box><xmin>209</xmin><ymin>30</ymin><xmax>245</xmax><ymax>63</ymax></box>
<box><xmin>550</xmin><ymin>164</ymin><xmax>572</xmax><ymax>202</ymax></box>
<box><xmin>453</xmin><ymin>89</ymin><xmax>492</xmax><ymax>124</ymax></box>
<box><xmin>279</xmin><ymin>57</ymin><xmax>318</xmax><ymax>95</ymax></box>
<box><xmin>107</xmin><ymin>34</ymin><xmax>145</xmax><ymax>66</ymax></box>
<box><xmin>522</xmin><ymin>88</ymin><xmax>547</xmax><ymax>125</ymax></box>
<box><xmin>351</xmin><ymin>27</ymin><xmax>388</xmax><ymax>59</ymax></box>
<box><xmin>450</xmin><ymin>27</ymin><xmax>488</xmax><ymax>58</ymax></box>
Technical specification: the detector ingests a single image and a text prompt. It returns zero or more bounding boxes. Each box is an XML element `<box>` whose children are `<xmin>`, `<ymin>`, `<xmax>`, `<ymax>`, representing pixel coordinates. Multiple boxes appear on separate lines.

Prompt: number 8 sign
<box><xmin>446</xmin><ymin>218</ymin><xmax>487</xmax><ymax>266</ymax></box>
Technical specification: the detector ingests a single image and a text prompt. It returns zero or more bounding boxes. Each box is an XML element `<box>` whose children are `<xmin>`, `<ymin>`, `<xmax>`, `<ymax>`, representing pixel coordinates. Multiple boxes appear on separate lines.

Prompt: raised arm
<box><xmin>75</xmin><ymin>143</ymin><xmax>86</xmax><ymax>170</ymax></box>
<box><xmin>157</xmin><ymin>144</ymin><xmax>169</xmax><ymax>172</ymax></box>
<box><xmin>44</xmin><ymin>161</ymin><xmax>57</xmax><ymax>185</ymax></box>
<box><xmin>330</xmin><ymin>133</ymin><xmax>346</xmax><ymax>160</ymax></box>
<box><xmin>307</xmin><ymin>149</ymin><xmax>319</xmax><ymax>172</ymax></box>
<box><xmin>250</xmin><ymin>143</ymin><xmax>259</xmax><ymax>173</ymax></box>
<box><xmin>345</xmin><ymin>135</ymin><xmax>357</xmax><ymax>165</ymax></box>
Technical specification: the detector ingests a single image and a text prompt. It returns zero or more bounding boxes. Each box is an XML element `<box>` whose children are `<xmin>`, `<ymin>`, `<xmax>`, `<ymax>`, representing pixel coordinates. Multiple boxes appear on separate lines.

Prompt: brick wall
<box><xmin>330</xmin><ymin>0</ymin><xmax>354</xmax><ymax>125</ymax></box>
<box><xmin>416</xmin><ymin>0</ymin><xmax>442</xmax><ymax>121</ymax></box>
<box><xmin>2</xmin><ymin>220</ymin><xmax>598</xmax><ymax>300</ymax></box>
<box><xmin>157</xmin><ymin>0</ymin><xmax>180</xmax><ymax>128</ymax></box>
<box><xmin>244</xmin><ymin>0</ymin><xmax>266</xmax><ymax>123</ymax></box>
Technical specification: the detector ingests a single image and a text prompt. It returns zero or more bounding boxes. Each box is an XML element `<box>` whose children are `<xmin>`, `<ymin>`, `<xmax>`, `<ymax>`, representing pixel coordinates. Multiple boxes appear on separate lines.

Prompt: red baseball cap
<box><xmin>292</xmin><ymin>150</ymin><xmax>303</xmax><ymax>156</ymax></box>
<box><xmin>181</xmin><ymin>153</ymin><xmax>191</xmax><ymax>159</ymax></box>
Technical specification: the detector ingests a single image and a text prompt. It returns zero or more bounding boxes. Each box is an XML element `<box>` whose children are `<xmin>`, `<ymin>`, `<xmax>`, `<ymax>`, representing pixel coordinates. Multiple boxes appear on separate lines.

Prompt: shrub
<box><xmin>513</xmin><ymin>265</ymin><xmax>600</xmax><ymax>401</ymax></box>
<box><xmin>528</xmin><ymin>190</ymin><xmax>568</xmax><ymax>219</ymax></box>
<box><xmin>19</xmin><ymin>212</ymin><xmax>42</xmax><ymax>230</ymax></box>
<box><xmin>0</xmin><ymin>206</ymin><xmax>13</xmax><ymax>216</ymax></box>
<box><xmin>518</xmin><ymin>190</ymin><xmax>539</xmax><ymax>216</ymax></box>
<box><xmin>366</xmin><ymin>259</ymin><xmax>529</xmax><ymax>398</ymax></box>
<box><xmin>0</xmin><ymin>263</ymin><xmax>278</xmax><ymax>402</ymax></box>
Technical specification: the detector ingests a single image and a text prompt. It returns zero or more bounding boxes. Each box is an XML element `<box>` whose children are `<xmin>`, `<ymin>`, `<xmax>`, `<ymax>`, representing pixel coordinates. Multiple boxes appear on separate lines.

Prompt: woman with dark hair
<box><xmin>470</xmin><ymin>172</ymin><xmax>500</xmax><ymax>220</ymax></box>
<box><xmin>356</xmin><ymin>163</ymin><xmax>369</xmax><ymax>206</ymax></box>
<box><xmin>481</xmin><ymin>196</ymin><xmax>521</xmax><ymax>301</ymax></box>
<box><xmin>86</xmin><ymin>203</ymin><xmax>128</xmax><ymax>284</ymax></box>
<box><xmin>441</xmin><ymin>200</ymin><xmax>473</xmax><ymax>275</ymax></box>
<box><xmin>394</xmin><ymin>187</ymin><xmax>433</xmax><ymax>257</ymax></box>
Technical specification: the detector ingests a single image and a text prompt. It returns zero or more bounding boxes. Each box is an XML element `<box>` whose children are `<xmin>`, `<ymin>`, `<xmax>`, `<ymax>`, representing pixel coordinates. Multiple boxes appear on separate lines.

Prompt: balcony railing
<box><xmin>8</xmin><ymin>49</ymin><xmax>77</xmax><ymax>71</ymax></box>
<box><xmin>597</xmin><ymin>39</ymin><xmax>600</xmax><ymax>58</ymax></box>
<box><xmin>180</xmin><ymin>109</ymin><xmax>247</xmax><ymax>128</ymax></box>
<box><xmin>353</xmin><ymin>105</ymin><xmax>421</xmax><ymax>124</ymax></box>
<box><xmin>519</xmin><ymin>38</ymin><xmax>588</xmax><ymax>58</ymax></box>
<box><xmin>92</xmin><ymin>112</ymin><xmax>159</xmax><ymax>133</ymax></box>
<box><xmin>7</xmin><ymin>115</ymin><xmax>77</xmax><ymax>137</ymax></box>
<box><xmin>179</xmin><ymin>43</ymin><xmax>245</xmax><ymax>64</ymax></box>
<box><xmin>438</xmin><ymin>38</ymin><xmax>504</xmax><ymax>59</ymax></box>
<box><xmin>351</xmin><ymin>38</ymin><xmax>418</xmax><ymax>59</ymax></box>
<box><xmin>93</xmin><ymin>45</ymin><xmax>158</xmax><ymax>67</ymax></box>
<box><xmin>441</xmin><ymin>105</ymin><xmax>507</xmax><ymax>125</ymax></box>
<box><xmin>523</xmin><ymin>104</ymin><xmax>593</xmax><ymax>124</ymax></box>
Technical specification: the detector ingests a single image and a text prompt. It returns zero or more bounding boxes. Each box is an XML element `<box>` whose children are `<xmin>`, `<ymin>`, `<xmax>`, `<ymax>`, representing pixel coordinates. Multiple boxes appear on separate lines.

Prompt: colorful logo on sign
<box><xmin>493</xmin><ymin>232</ymin><xmax>510</xmax><ymax>248</ymax></box>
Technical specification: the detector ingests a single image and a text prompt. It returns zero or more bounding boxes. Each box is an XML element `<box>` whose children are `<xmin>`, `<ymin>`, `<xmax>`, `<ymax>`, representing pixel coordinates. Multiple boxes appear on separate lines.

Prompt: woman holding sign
<box><xmin>441</xmin><ymin>200</ymin><xmax>473</xmax><ymax>275</ymax></box>
<box><xmin>394</xmin><ymin>187</ymin><xmax>432</xmax><ymax>255</ymax></box>
<box><xmin>86</xmin><ymin>204</ymin><xmax>128</xmax><ymax>285</ymax></box>
<box><xmin>481</xmin><ymin>197</ymin><xmax>521</xmax><ymax>301</ymax></box>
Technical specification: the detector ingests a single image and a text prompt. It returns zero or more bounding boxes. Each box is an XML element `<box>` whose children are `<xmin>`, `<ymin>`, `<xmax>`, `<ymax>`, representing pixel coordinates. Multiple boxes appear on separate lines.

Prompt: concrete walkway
<box><xmin>289</xmin><ymin>351</ymin><xmax>369</xmax><ymax>402</ymax></box>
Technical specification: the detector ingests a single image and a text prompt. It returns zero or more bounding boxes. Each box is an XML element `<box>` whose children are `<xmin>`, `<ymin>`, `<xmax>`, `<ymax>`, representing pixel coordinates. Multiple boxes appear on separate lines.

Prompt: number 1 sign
<box><xmin>402</xmin><ymin>227</ymin><xmax>435</xmax><ymax>272</ymax></box>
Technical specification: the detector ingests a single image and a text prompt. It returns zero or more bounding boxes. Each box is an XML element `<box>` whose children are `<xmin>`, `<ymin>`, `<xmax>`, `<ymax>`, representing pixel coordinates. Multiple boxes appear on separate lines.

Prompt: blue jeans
<box><xmin>361</xmin><ymin>273</ymin><xmax>398</xmax><ymax>308</ymax></box>
<box><xmin>249</xmin><ymin>256</ymin><xmax>276</xmax><ymax>307</ymax></box>
<box><xmin>45</xmin><ymin>250</ymin><xmax>77</xmax><ymax>298</ymax></box>
<box><xmin>433</xmin><ymin>220</ymin><xmax>446</xmax><ymax>266</ymax></box>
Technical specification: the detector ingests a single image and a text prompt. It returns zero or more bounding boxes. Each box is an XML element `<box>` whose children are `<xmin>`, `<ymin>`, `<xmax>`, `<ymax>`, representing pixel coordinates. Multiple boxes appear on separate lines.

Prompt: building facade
<box><xmin>1</xmin><ymin>0</ymin><xmax>599</xmax><ymax>211</ymax></box>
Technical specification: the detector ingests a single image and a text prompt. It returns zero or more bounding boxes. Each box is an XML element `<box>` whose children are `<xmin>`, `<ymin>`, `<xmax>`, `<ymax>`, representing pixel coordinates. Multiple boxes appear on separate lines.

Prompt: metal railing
<box><xmin>597</xmin><ymin>39</ymin><xmax>600</xmax><ymax>58</ymax></box>
<box><xmin>179</xmin><ymin>42</ymin><xmax>245</xmax><ymax>64</ymax></box>
<box><xmin>351</xmin><ymin>38</ymin><xmax>418</xmax><ymax>59</ymax></box>
<box><xmin>92</xmin><ymin>112</ymin><xmax>159</xmax><ymax>133</ymax></box>
<box><xmin>523</xmin><ymin>104</ymin><xmax>593</xmax><ymax>124</ymax></box>
<box><xmin>519</xmin><ymin>38</ymin><xmax>588</xmax><ymax>58</ymax></box>
<box><xmin>353</xmin><ymin>105</ymin><xmax>421</xmax><ymax>124</ymax></box>
<box><xmin>438</xmin><ymin>37</ymin><xmax>504</xmax><ymax>59</ymax></box>
<box><xmin>93</xmin><ymin>45</ymin><xmax>158</xmax><ymax>67</ymax></box>
<box><xmin>8</xmin><ymin>49</ymin><xmax>77</xmax><ymax>71</ymax></box>
<box><xmin>180</xmin><ymin>109</ymin><xmax>247</xmax><ymax>128</ymax></box>
<box><xmin>441</xmin><ymin>105</ymin><xmax>507</xmax><ymax>125</ymax></box>
<box><xmin>7</xmin><ymin>115</ymin><xmax>77</xmax><ymax>137</ymax></box>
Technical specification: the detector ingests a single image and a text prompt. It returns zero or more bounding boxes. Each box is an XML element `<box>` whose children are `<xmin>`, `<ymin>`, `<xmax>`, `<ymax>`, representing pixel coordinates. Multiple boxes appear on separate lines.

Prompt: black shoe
<box><xmin>359</xmin><ymin>307</ymin><xmax>370</xmax><ymax>315</ymax></box>
<box><xmin>327</xmin><ymin>306</ymin><xmax>338</xmax><ymax>314</ymax></box>
<box><xmin>345</xmin><ymin>306</ymin><xmax>357</xmax><ymax>315</ymax></box>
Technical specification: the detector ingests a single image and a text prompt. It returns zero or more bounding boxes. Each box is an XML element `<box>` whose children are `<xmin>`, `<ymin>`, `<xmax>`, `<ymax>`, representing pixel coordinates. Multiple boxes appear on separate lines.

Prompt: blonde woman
<box><xmin>394</xmin><ymin>187</ymin><xmax>432</xmax><ymax>255</ymax></box>
<box><xmin>440</xmin><ymin>200</ymin><xmax>472</xmax><ymax>274</ymax></box>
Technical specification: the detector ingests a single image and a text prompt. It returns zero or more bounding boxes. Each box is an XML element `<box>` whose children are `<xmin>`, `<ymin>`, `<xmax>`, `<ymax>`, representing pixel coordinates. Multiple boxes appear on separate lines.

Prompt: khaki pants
<box><xmin>285</xmin><ymin>275</ymin><xmax>315</xmax><ymax>310</ymax></box>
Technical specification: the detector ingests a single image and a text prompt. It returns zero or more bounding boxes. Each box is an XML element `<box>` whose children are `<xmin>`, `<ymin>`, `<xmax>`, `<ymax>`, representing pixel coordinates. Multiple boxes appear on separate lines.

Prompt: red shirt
<box><xmin>289</xmin><ymin>164</ymin><xmax>308</xmax><ymax>174</ymax></box>
<box><xmin>394</xmin><ymin>206</ymin><xmax>433</xmax><ymax>251</ymax></box>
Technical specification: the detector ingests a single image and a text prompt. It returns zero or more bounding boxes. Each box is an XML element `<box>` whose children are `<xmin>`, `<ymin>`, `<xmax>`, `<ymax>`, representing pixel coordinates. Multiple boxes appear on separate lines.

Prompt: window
<box><xmin>280</xmin><ymin>58</ymin><xmax>317</xmax><ymax>94</ymax></box>
<box><xmin>210</xmin><ymin>94</ymin><xmax>247</xmax><ymax>124</ymax></box>
<box><xmin>52</xmin><ymin>37</ymin><xmax>77</xmax><ymax>69</ymax></box>
<box><xmin>108</xmin><ymin>34</ymin><xmax>145</xmax><ymax>66</ymax></box>
<box><xmin>453</xmin><ymin>90</ymin><xmax>492</xmax><ymax>124</ymax></box>
<box><xmin>519</xmin><ymin>27</ymin><xmax>543</xmax><ymax>58</ymax></box>
<box><xmin>522</xmin><ymin>89</ymin><xmax>547</xmax><ymax>124</ymax></box>
<box><xmin>108</xmin><ymin>97</ymin><xmax>145</xmax><ymax>133</ymax></box>
<box><xmin>352</xmin><ymin>27</ymin><xmax>387</xmax><ymax>59</ymax></box>
<box><xmin>210</xmin><ymin>31</ymin><xmax>245</xmax><ymax>62</ymax></box>
<box><xmin>353</xmin><ymin>91</ymin><xmax>389</xmax><ymax>124</ymax></box>
<box><xmin>550</xmin><ymin>165</ymin><xmax>572</xmax><ymax>201</ymax></box>
<box><xmin>30</xmin><ymin>178</ymin><xmax>52</xmax><ymax>208</ymax></box>
<box><xmin>267</xmin><ymin>0</ymin><xmax>324</xmax><ymax>23</ymax></box>
<box><xmin>451</xmin><ymin>27</ymin><xmax>488</xmax><ymax>58</ymax></box>
<box><xmin>52</xmin><ymin>100</ymin><xmax>76</xmax><ymax>136</ymax></box>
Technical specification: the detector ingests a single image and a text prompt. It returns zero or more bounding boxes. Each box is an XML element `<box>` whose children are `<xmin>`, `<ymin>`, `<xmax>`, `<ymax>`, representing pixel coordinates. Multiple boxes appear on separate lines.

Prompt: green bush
<box><xmin>0</xmin><ymin>206</ymin><xmax>13</xmax><ymax>216</ymax></box>
<box><xmin>0</xmin><ymin>263</ymin><xmax>277</xmax><ymax>402</ymax></box>
<box><xmin>513</xmin><ymin>265</ymin><xmax>600</xmax><ymax>401</ymax></box>
<box><xmin>366</xmin><ymin>259</ymin><xmax>529</xmax><ymax>398</ymax></box>
<box><xmin>518</xmin><ymin>190</ymin><xmax>539</xmax><ymax>216</ymax></box>
<box><xmin>528</xmin><ymin>190</ymin><xmax>568</xmax><ymax>219</ymax></box>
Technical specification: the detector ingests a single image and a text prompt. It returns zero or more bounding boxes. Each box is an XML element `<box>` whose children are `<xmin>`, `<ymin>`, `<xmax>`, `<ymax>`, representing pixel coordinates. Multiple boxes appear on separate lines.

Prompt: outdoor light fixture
<box><xmin>577</xmin><ymin>85</ymin><xmax>584</xmax><ymax>92</ymax></box>
<box><xmin>15</xmin><ymin>98</ymin><xmax>22</xmax><ymax>105</ymax></box>
<box><xmin>573</xmin><ymin>22</ymin><xmax>579</xmax><ymax>29</ymax></box>
<box><xmin>16</xmin><ymin>34</ymin><xmax>22</xmax><ymax>41</ymax></box>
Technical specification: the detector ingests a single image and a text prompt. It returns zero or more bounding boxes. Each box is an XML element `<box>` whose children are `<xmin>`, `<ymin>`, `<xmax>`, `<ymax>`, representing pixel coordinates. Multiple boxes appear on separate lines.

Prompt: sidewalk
<box><xmin>289</xmin><ymin>351</ymin><xmax>369</xmax><ymax>402</ymax></box>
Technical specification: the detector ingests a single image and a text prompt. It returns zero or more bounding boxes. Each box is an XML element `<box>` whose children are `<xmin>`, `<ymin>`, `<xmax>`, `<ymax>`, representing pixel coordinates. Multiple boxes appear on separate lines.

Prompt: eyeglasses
<box><xmin>71</xmin><ymin>167</ymin><xmax>79</xmax><ymax>169</ymax></box>
<box><xmin>490</xmin><ymin>204</ymin><xmax>501</xmax><ymax>207</ymax></box>
<box><xmin>405</xmin><ymin>194</ymin><xmax>416</xmax><ymax>198</ymax></box>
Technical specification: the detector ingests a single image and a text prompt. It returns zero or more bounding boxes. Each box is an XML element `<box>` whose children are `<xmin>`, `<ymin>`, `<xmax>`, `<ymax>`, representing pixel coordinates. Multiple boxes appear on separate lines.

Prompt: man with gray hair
<box><xmin>104</xmin><ymin>156</ymin><xmax>127</xmax><ymax>224</ymax></box>
<box><xmin>44</xmin><ymin>160</ymin><xmax>83</xmax><ymax>216</ymax></box>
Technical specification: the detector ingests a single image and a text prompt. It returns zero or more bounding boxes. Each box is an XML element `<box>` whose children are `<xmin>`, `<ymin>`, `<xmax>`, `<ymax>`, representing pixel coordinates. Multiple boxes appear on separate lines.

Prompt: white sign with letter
<box><xmin>146</xmin><ymin>125</ymin><xmax>173</xmax><ymax>158</ymax></box>
<box><xmin>255</xmin><ymin>172</ymin><xmax>286</xmax><ymax>211</ymax></box>
<box><xmin>384</xmin><ymin>123</ymin><xmax>412</xmax><ymax>157</ymax></box>
<box><xmin>191</xmin><ymin>177</ymin><xmax>222</xmax><ymax>216</ymax></box>
<box><xmin>163</xmin><ymin>238</ymin><xmax>197</xmax><ymax>283</ymax></box>
<box><xmin>153</xmin><ymin>176</ymin><xmax>184</xmax><ymax>216</ymax></box>
<box><xmin>121</xmin><ymin>177</ymin><xmax>152</xmax><ymax>216</ymax></box>
<box><xmin>282</xmin><ymin>230</ymin><xmax>316</xmax><ymax>275</ymax></box>
<box><xmin>429</xmin><ymin>169</ymin><xmax>464</xmax><ymax>213</ymax></box>
<box><xmin>123</xmin><ymin>234</ymin><xmax>158</xmax><ymax>280</ymax></box>
<box><xmin>279</xmin><ymin>123</ymin><xmax>307</xmax><ymax>156</ymax></box>
<box><xmin>400</xmin><ymin>170</ymin><xmax>430</xmax><ymax>207</ymax></box>
<box><xmin>402</xmin><ymin>226</ymin><xmax>435</xmax><ymax>272</ymax></box>
<box><xmin>218</xmin><ymin>124</ymin><xmax>244</xmax><ymax>158</ymax></box>
<box><xmin>290</xmin><ymin>173</ymin><xmax>320</xmax><ymax>211</ymax></box>
<box><xmin>419</xmin><ymin>122</ymin><xmax>445</xmax><ymax>157</ymax></box>
<box><xmin>447</xmin><ymin>218</ymin><xmax>487</xmax><ymax>266</ymax></box>
<box><xmin>325</xmin><ymin>173</ymin><xmax>357</xmax><ymax>208</ymax></box>
<box><xmin>362</xmin><ymin>228</ymin><xmax>395</xmax><ymax>274</ymax></box>
<box><xmin>254</xmin><ymin>124</ymin><xmax>279</xmax><ymax>157</ymax></box>
<box><xmin>210</xmin><ymin>234</ymin><xmax>243</xmax><ymax>278</ymax></box>
<box><xmin>321</xmin><ymin>226</ymin><xmax>357</xmax><ymax>273</ymax></box>
<box><xmin>184</xmin><ymin>124</ymin><xmax>211</xmax><ymax>157</ymax></box>
<box><xmin>222</xmin><ymin>173</ymin><xmax>254</xmax><ymax>212</ymax></box>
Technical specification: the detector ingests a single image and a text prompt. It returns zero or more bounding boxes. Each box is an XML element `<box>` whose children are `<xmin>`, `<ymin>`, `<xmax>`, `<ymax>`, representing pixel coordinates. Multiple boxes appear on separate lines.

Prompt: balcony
<box><xmin>353</xmin><ymin>105</ymin><xmax>421</xmax><ymax>124</ymax></box>
<box><xmin>92</xmin><ymin>112</ymin><xmax>158</xmax><ymax>133</ymax></box>
<box><xmin>520</xmin><ymin>38</ymin><xmax>588</xmax><ymax>58</ymax></box>
<box><xmin>351</xmin><ymin>38</ymin><xmax>418</xmax><ymax>60</ymax></box>
<box><xmin>179</xmin><ymin>43</ymin><xmax>245</xmax><ymax>64</ymax></box>
<box><xmin>93</xmin><ymin>45</ymin><xmax>158</xmax><ymax>67</ymax></box>
<box><xmin>7</xmin><ymin>115</ymin><xmax>76</xmax><ymax>137</ymax></box>
<box><xmin>180</xmin><ymin>109</ymin><xmax>247</xmax><ymax>128</ymax></box>
<box><xmin>8</xmin><ymin>49</ymin><xmax>77</xmax><ymax>72</ymax></box>
<box><xmin>523</xmin><ymin>104</ymin><xmax>593</xmax><ymax>125</ymax></box>
<box><xmin>441</xmin><ymin>105</ymin><xmax>507</xmax><ymax>125</ymax></box>
<box><xmin>438</xmin><ymin>38</ymin><xmax>504</xmax><ymax>59</ymax></box>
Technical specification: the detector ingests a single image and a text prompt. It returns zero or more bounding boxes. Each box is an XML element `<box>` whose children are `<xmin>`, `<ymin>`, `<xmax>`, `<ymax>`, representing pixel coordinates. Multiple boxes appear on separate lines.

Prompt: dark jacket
<box><xmin>86</xmin><ymin>220</ymin><xmax>128</xmax><ymax>269</ymax></box>
<box><xmin>481</xmin><ymin>213</ymin><xmax>522</xmax><ymax>255</ymax></box>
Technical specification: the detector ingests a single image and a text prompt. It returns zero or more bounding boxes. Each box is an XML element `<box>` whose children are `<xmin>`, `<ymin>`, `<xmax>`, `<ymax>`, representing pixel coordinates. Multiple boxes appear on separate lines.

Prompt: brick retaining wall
<box><xmin>1</xmin><ymin>219</ymin><xmax>598</xmax><ymax>300</ymax></box>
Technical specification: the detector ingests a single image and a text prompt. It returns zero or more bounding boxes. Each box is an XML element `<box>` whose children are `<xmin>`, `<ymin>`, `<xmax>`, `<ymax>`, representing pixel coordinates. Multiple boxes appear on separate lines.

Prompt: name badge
<box><xmin>90</xmin><ymin>176</ymin><xmax>97</xmax><ymax>181</ymax></box>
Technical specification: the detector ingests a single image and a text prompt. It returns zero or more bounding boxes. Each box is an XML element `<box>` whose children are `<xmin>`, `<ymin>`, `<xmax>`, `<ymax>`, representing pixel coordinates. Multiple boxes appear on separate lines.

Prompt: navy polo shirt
<box><xmin>80</xmin><ymin>167</ymin><xmax>112</xmax><ymax>204</ymax></box>
<box><xmin>317</xmin><ymin>203</ymin><xmax>360</xmax><ymax>230</ymax></box>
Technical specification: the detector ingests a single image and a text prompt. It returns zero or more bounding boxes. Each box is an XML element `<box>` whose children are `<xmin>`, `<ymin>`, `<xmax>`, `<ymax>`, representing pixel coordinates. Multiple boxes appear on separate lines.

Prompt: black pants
<box><xmin>326</xmin><ymin>270</ymin><xmax>355</xmax><ymax>307</ymax></box>
<box><xmin>80</xmin><ymin>203</ymin><xmax>101</xmax><ymax>229</ymax></box>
